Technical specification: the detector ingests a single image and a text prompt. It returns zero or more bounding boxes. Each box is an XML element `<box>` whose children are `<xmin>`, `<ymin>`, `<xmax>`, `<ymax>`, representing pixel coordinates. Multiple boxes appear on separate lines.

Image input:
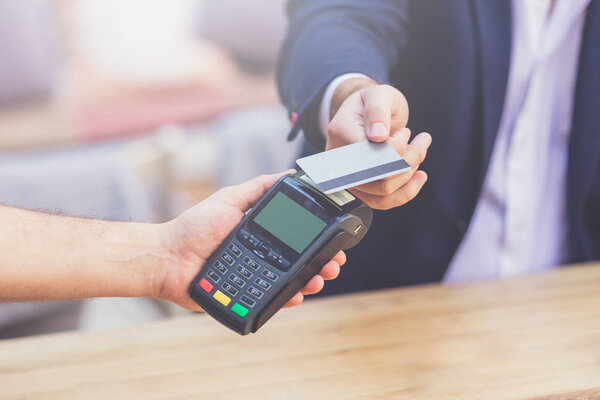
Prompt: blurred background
<box><xmin>0</xmin><ymin>0</ymin><xmax>301</xmax><ymax>338</ymax></box>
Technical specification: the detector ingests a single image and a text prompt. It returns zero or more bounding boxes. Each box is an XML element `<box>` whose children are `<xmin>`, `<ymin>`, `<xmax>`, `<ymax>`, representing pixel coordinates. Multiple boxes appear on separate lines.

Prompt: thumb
<box><xmin>362</xmin><ymin>85</ymin><xmax>409</xmax><ymax>142</ymax></box>
<box><xmin>223</xmin><ymin>170</ymin><xmax>295</xmax><ymax>211</ymax></box>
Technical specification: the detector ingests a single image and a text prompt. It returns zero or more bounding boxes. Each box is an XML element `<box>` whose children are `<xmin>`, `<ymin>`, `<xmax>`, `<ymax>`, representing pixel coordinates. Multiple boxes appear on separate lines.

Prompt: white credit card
<box><xmin>296</xmin><ymin>140</ymin><xmax>411</xmax><ymax>194</ymax></box>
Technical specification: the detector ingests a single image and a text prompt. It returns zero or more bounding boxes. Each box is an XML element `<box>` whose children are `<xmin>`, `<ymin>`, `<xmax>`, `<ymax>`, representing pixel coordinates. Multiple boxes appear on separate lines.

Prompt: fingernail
<box><xmin>368</xmin><ymin>123</ymin><xmax>387</xmax><ymax>140</ymax></box>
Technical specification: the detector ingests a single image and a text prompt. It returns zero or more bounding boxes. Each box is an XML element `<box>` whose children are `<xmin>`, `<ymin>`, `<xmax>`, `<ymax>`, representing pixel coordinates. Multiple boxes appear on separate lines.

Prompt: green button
<box><xmin>231</xmin><ymin>303</ymin><xmax>248</xmax><ymax>317</ymax></box>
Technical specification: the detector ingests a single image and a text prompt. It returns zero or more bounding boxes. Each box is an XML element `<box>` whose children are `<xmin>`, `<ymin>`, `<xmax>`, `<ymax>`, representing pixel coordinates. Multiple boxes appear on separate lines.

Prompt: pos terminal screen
<box><xmin>253</xmin><ymin>192</ymin><xmax>327</xmax><ymax>253</ymax></box>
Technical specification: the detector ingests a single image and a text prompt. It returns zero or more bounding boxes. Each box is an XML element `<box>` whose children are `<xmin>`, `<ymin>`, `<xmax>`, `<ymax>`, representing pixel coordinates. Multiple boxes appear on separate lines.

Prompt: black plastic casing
<box><xmin>189</xmin><ymin>173</ymin><xmax>373</xmax><ymax>335</ymax></box>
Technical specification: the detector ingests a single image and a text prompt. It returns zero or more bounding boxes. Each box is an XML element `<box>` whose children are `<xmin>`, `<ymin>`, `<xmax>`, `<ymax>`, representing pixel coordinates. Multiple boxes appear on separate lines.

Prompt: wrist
<box><xmin>108</xmin><ymin>222</ymin><xmax>175</xmax><ymax>300</ymax></box>
<box><xmin>151</xmin><ymin>220</ymin><xmax>203</xmax><ymax>303</ymax></box>
<box><xmin>141</xmin><ymin>223</ymin><xmax>174</xmax><ymax>300</ymax></box>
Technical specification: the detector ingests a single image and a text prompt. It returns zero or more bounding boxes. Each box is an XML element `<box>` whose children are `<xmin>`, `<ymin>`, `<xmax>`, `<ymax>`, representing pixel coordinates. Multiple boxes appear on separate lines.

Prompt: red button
<box><xmin>199</xmin><ymin>278</ymin><xmax>214</xmax><ymax>293</ymax></box>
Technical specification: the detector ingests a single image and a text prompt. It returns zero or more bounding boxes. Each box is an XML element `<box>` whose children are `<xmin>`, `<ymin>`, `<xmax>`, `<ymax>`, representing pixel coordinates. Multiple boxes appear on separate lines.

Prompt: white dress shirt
<box><xmin>320</xmin><ymin>0</ymin><xmax>591</xmax><ymax>283</ymax></box>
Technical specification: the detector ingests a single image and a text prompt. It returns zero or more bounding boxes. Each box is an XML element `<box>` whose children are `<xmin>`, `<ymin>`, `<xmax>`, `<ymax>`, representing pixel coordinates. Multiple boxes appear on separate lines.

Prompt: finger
<box><xmin>351</xmin><ymin>127</ymin><xmax>419</xmax><ymax>196</ymax></box>
<box><xmin>283</xmin><ymin>292</ymin><xmax>304</xmax><ymax>308</ymax></box>
<box><xmin>220</xmin><ymin>169</ymin><xmax>296</xmax><ymax>210</ymax></box>
<box><xmin>363</xmin><ymin>85</ymin><xmax>409</xmax><ymax>141</ymax></box>
<box><xmin>326</xmin><ymin>93</ymin><xmax>370</xmax><ymax>149</ymax></box>
<box><xmin>352</xmin><ymin>170</ymin><xmax>428</xmax><ymax>210</ymax></box>
<box><xmin>354</xmin><ymin>127</ymin><xmax>414</xmax><ymax>194</ymax></box>
<box><xmin>179</xmin><ymin>297</ymin><xmax>204</xmax><ymax>312</ymax></box>
<box><xmin>388</xmin><ymin>127</ymin><xmax>411</xmax><ymax>154</ymax></box>
<box><xmin>317</xmin><ymin>250</ymin><xmax>346</xmax><ymax>280</ymax></box>
<box><xmin>300</xmin><ymin>275</ymin><xmax>325</xmax><ymax>295</ymax></box>
<box><xmin>372</xmin><ymin>127</ymin><xmax>412</xmax><ymax>184</ymax></box>
<box><xmin>361</xmin><ymin>85</ymin><xmax>396</xmax><ymax>142</ymax></box>
<box><xmin>354</xmin><ymin>161</ymin><xmax>417</xmax><ymax>195</ymax></box>
<box><xmin>318</xmin><ymin>261</ymin><xmax>341</xmax><ymax>280</ymax></box>
<box><xmin>277</xmin><ymin>251</ymin><xmax>347</xmax><ymax>308</ymax></box>
<box><xmin>392</xmin><ymin>131</ymin><xmax>432</xmax><ymax>168</ymax></box>
<box><xmin>332</xmin><ymin>250</ymin><xmax>346</xmax><ymax>266</ymax></box>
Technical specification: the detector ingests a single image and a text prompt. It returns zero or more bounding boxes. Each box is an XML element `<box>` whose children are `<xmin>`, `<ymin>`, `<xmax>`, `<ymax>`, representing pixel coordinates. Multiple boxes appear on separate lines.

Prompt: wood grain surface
<box><xmin>1</xmin><ymin>264</ymin><xmax>599</xmax><ymax>400</ymax></box>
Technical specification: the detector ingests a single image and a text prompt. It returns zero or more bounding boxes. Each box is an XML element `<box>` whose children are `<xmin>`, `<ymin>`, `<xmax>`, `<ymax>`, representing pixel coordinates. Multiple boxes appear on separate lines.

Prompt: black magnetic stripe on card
<box><xmin>317</xmin><ymin>159</ymin><xmax>410</xmax><ymax>192</ymax></box>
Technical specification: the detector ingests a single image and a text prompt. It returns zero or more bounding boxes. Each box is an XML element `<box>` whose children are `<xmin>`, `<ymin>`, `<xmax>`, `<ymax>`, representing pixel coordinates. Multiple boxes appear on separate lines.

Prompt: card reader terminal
<box><xmin>189</xmin><ymin>172</ymin><xmax>373</xmax><ymax>335</ymax></box>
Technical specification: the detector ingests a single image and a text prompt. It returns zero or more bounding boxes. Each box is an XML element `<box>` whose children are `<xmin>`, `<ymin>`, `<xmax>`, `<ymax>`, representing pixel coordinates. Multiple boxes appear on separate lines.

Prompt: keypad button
<box><xmin>255</xmin><ymin>278</ymin><xmax>272</xmax><ymax>290</ymax></box>
<box><xmin>221</xmin><ymin>282</ymin><xmax>239</xmax><ymax>297</ymax></box>
<box><xmin>247</xmin><ymin>286</ymin><xmax>264</xmax><ymax>299</ymax></box>
<box><xmin>231</xmin><ymin>303</ymin><xmax>249</xmax><ymax>318</ymax></box>
<box><xmin>258</xmin><ymin>242</ymin><xmax>270</xmax><ymax>253</ymax></box>
<box><xmin>243</xmin><ymin>256</ymin><xmax>260</xmax><ymax>271</ymax></box>
<box><xmin>237</xmin><ymin>229</ymin><xmax>251</xmax><ymax>243</ymax></box>
<box><xmin>213</xmin><ymin>290</ymin><xmax>231</xmax><ymax>307</ymax></box>
<box><xmin>254</xmin><ymin>242</ymin><xmax>270</xmax><ymax>258</ymax></box>
<box><xmin>227</xmin><ymin>243</ymin><xmax>242</xmax><ymax>258</ymax></box>
<box><xmin>229</xmin><ymin>273</ymin><xmax>246</xmax><ymax>288</ymax></box>
<box><xmin>240</xmin><ymin>295</ymin><xmax>256</xmax><ymax>308</ymax></box>
<box><xmin>248</xmin><ymin>235</ymin><xmax>261</xmax><ymax>249</ymax></box>
<box><xmin>266</xmin><ymin>249</ymin><xmax>279</xmax><ymax>263</ymax></box>
<box><xmin>261</xmin><ymin>269</ymin><xmax>279</xmax><ymax>282</ymax></box>
<box><xmin>213</xmin><ymin>260</ymin><xmax>228</xmax><ymax>275</ymax></box>
<box><xmin>236</xmin><ymin>265</ymin><xmax>253</xmax><ymax>279</ymax></box>
<box><xmin>199</xmin><ymin>278</ymin><xmax>213</xmax><ymax>293</ymax></box>
<box><xmin>276</xmin><ymin>256</ymin><xmax>290</xmax><ymax>270</ymax></box>
<box><xmin>221</xmin><ymin>252</ymin><xmax>235</xmax><ymax>266</ymax></box>
<box><xmin>207</xmin><ymin>270</ymin><xmax>221</xmax><ymax>283</ymax></box>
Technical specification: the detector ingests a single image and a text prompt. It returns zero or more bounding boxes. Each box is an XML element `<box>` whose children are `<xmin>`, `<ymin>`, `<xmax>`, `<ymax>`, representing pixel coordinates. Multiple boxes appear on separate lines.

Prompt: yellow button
<box><xmin>213</xmin><ymin>290</ymin><xmax>231</xmax><ymax>307</ymax></box>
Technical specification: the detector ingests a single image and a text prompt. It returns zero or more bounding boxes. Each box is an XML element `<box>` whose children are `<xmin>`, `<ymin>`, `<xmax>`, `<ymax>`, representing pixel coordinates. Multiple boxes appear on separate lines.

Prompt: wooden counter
<box><xmin>1</xmin><ymin>264</ymin><xmax>599</xmax><ymax>400</ymax></box>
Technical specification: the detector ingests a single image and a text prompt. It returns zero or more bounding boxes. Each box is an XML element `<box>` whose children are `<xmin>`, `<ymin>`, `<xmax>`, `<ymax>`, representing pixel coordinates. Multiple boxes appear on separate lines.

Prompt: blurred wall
<box><xmin>197</xmin><ymin>0</ymin><xmax>287</xmax><ymax>75</ymax></box>
<box><xmin>0</xmin><ymin>0</ymin><xmax>61</xmax><ymax>104</ymax></box>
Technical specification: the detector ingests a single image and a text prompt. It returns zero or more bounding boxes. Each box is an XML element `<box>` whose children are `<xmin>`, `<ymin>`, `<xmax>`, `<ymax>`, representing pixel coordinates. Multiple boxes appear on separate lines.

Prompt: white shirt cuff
<box><xmin>319</xmin><ymin>73</ymin><xmax>372</xmax><ymax>136</ymax></box>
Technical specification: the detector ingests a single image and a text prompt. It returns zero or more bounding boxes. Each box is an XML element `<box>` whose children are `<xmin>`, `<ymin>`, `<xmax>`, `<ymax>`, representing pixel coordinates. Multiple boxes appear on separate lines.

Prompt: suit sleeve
<box><xmin>276</xmin><ymin>0</ymin><xmax>410</xmax><ymax>150</ymax></box>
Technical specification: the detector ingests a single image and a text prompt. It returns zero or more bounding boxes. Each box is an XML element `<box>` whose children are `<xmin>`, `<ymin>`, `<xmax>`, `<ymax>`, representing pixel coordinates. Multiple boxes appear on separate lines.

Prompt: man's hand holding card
<box><xmin>321</xmin><ymin>80</ymin><xmax>432</xmax><ymax>210</ymax></box>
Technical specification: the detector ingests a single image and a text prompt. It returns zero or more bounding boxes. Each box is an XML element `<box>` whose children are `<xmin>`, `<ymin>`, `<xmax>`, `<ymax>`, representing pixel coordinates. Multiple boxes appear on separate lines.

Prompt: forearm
<box><xmin>0</xmin><ymin>206</ymin><xmax>172</xmax><ymax>302</ymax></box>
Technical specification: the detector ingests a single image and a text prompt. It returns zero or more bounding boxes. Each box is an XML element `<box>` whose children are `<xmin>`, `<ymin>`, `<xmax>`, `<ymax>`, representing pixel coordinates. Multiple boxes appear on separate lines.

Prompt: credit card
<box><xmin>296</xmin><ymin>140</ymin><xmax>411</xmax><ymax>194</ymax></box>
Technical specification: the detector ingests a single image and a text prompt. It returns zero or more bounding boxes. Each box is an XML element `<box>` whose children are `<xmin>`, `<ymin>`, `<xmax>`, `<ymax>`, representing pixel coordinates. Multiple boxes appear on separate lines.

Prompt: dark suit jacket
<box><xmin>277</xmin><ymin>0</ymin><xmax>600</xmax><ymax>295</ymax></box>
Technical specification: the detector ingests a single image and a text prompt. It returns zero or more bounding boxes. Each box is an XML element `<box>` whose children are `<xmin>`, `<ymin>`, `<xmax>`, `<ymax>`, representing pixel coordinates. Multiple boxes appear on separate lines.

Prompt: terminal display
<box><xmin>253</xmin><ymin>192</ymin><xmax>327</xmax><ymax>253</ymax></box>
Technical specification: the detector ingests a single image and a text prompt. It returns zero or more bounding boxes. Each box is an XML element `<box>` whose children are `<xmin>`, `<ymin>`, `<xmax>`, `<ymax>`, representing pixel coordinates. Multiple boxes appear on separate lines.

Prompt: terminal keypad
<box><xmin>198</xmin><ymin>230</ymin><xmax>289</xmax><ymax>320</ymax></box>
